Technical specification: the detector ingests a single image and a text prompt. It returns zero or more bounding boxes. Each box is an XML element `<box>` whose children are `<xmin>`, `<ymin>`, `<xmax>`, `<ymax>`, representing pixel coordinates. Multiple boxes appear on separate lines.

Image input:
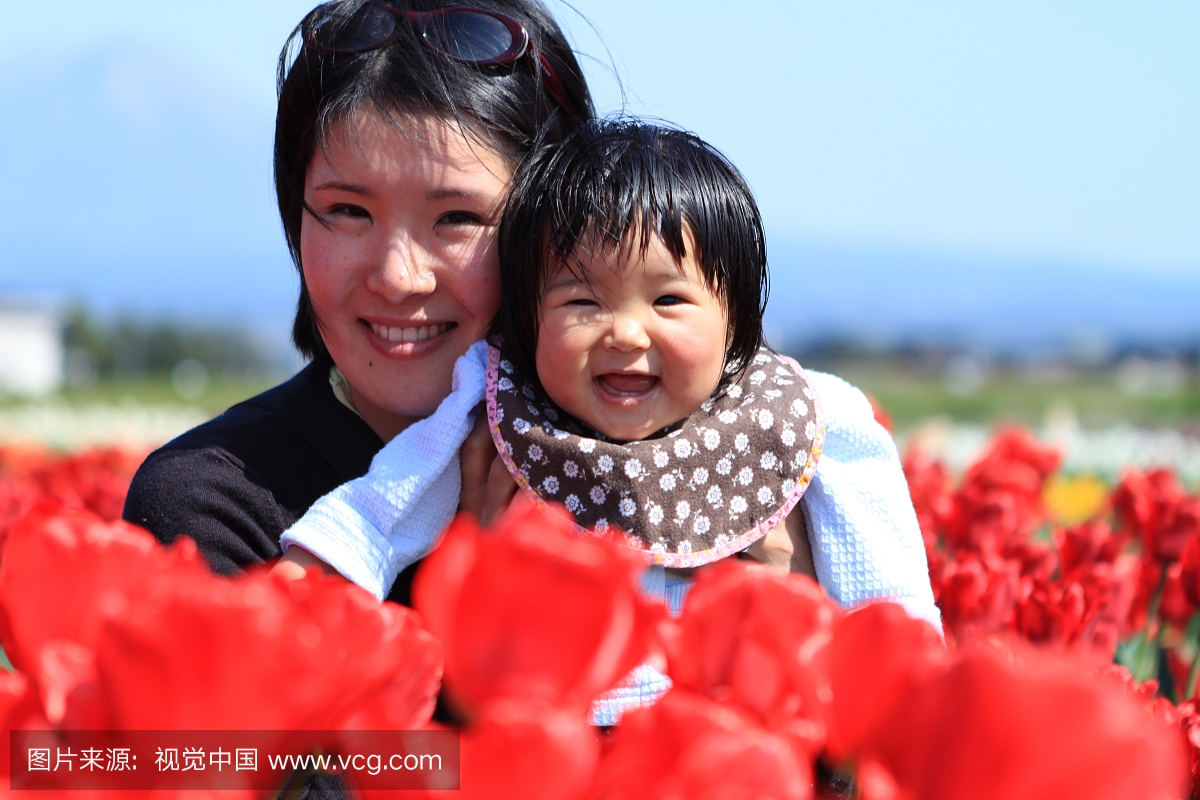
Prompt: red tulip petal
<box><xmin>594</xmin><ymin>689</ymin><xmax>760</xmax><ymax>799</ymax></box>
<box><xmin>415</xmin><ymin>503</ymin><xmax>661</xmax><ymax>718</ymax></box>
<box><xmin>864</xmin><ymin>643</ymin><xmax>1187</xmax><ymax>800</ymax></box>
<box><xmin>826</xmin><ymin>602</ymin><xmax>946</xmax><ymax>763</ymax></box>
<box><xmin>0</xmin><ymin>500</ymin><xmax>205</xmax><ymax>674</ymax></box>
<box><xmin>671</xmin><ymin>560</ymin><xmax>839</xmax><ymax>744</ymax></box>
<box><xmin>455</xmin><ymin>700</ymin><xmax>598</xmax><ymax>800</ymax></box>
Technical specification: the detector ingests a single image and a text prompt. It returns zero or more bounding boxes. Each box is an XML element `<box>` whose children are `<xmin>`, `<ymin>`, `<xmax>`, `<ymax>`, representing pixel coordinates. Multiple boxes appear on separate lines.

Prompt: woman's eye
<box><xmin>330</xmin><ymin>204</ymin><xmax>370</xmax><ymax>220</ymax></box>
<box><xmin>438</xmin><ymin>211</ymin><xmax>483</xmax><ymax>226</ymax></box>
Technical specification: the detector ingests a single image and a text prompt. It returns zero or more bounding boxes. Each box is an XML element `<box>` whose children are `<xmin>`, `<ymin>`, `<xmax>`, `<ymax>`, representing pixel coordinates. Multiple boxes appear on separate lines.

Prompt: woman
<box><xmin>122</xmin><ymin>0</ymin><xmax>594</xmax><ymax>610</ymax></box>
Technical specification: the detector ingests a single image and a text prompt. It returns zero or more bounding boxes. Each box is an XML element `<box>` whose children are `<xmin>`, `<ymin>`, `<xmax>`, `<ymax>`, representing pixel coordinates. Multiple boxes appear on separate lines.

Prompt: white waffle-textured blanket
<box><xmin>281</xmin><ymin>346</ymin><xmax>941</xmax><ymax>627</ymax></box>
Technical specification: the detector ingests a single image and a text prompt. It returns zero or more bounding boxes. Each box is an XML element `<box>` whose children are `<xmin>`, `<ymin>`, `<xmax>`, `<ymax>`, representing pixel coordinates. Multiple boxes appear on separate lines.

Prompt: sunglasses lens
<box><xmin>314</xmin><ymin>4</ymin><xmax>396</xmax><ymax>53</ymax></box>
<box><xmin>424</xmin><ymin>11</ymin><xmax>517</xmax><ymax>64</ymax></box>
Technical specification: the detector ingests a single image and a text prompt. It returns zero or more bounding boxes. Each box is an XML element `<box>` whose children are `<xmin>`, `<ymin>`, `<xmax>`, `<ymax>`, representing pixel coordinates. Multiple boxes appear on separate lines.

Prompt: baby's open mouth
<box><xmin>596</xmin><ymin>373</ymin><xmax>658</xmax><ymax>397</ymax></box>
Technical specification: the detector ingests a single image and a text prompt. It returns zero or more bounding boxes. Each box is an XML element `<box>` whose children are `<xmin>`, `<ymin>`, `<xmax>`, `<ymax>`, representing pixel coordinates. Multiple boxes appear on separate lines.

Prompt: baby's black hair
<box><xmin>495</xmin><ymin>118</ymin><xmax>768</xmax><ymax>389</ymax></box>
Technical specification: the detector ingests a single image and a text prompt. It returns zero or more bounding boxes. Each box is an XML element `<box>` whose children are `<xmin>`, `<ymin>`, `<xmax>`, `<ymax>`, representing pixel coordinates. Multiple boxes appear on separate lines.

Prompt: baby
<box><xmin>279</xmin><ymin>120</ymin><xmax>939</xmax><ymax>641</ymax></box>
<box><xmin>480</xmin><ymin>119</ymin><xmax>821</xmax><ymax>582</ymax></box>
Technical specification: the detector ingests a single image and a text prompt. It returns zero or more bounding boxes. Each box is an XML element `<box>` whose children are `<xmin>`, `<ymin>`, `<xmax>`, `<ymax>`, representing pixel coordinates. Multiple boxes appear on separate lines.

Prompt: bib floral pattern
<box><xmin>485</xmin><ymin>344</ymin><xmax>824</xmax><ymax>568</ymax></box>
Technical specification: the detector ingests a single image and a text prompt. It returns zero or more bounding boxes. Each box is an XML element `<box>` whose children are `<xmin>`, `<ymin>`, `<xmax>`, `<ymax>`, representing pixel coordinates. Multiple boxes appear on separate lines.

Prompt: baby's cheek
<box><xmin>535</xmin><ymin>333</ymin><xmax>589</xmax><ymax>413</ymax></box>
<box><xmin>664</xmin><ymin>338</ymin><xmax>727</xmax><ymax>403</ymax></box>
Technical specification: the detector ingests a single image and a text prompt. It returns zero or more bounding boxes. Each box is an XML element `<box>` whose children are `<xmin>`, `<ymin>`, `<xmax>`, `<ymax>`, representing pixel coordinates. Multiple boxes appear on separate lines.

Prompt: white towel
<box><xmin>802</xmin><ymin>371</ymin><xmax>943</xmax><ymax>631</ymax></box>
<box><xmin>280</xmin><ymin>341</ymin><xmax>489</xmax><ymax>600</ymax></box>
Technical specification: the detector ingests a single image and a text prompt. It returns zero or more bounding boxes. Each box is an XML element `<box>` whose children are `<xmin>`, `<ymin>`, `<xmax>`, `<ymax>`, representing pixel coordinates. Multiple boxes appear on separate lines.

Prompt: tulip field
<box><xmin>2</xmin><ymin>420</ymin><xmax>1200</xmax><ymax>798</ymax></box>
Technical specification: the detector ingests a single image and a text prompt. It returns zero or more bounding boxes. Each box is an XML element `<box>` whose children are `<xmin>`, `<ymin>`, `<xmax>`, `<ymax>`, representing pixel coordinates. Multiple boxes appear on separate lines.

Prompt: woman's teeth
<box><xmin>370</xmin><ymin>322</ymin><xmax>453</xmax><ymax>343</ymax></box>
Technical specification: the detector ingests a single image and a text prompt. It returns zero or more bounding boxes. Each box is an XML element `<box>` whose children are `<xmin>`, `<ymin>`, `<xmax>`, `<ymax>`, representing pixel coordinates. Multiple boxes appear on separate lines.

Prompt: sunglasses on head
<box><xmin>310</xmin><ymin>1</ymin><xmax>575</xmax><ymax>114</ymax></box>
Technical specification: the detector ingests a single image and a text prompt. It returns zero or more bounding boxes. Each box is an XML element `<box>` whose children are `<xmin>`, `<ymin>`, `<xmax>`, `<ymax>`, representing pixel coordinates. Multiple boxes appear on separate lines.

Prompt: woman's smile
<box><xmin>363</xmin><ymin>320</ymin><xmax>458</xmax><ymax>356</ymax></box>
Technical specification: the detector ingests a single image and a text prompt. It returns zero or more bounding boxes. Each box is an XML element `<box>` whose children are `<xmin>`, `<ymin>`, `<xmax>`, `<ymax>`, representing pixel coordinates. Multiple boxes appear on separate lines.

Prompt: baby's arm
<box><xmin>272</xmin><ymin>419</ymin><xmax>515</xmax><ymax>583</ymax></box>
<box><xmin>739</xmin><ymin>506</ymin><xmax>816</xmax><ymax>578</ymax></box>
<box><xmin>272</xmin><ymin>544</ymin><xmax>338</xmax><ymax>580</ymax></box>
<box><xmin>274</xmin><ymin>342</ymin><xmax>489</xmax><ymax>599</ymax></box>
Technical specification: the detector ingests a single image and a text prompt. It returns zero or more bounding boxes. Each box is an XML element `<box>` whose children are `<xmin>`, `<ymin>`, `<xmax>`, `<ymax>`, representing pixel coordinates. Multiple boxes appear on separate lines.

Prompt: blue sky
<box><xmin>1</xmin><ymin>2</ymin><xmax>1197</xmax><ymax>347</ymax></box>
<box><xmin>5</xmin><ymin>1</ymin><xmax>1195</xmax><ymax>270</ymax></box>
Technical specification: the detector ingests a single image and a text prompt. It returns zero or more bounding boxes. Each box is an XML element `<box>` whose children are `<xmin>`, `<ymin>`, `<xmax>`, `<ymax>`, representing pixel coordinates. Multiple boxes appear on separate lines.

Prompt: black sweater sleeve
<box><xmin>123</xmin><ymin>444</ymin><xmax>290</xmax><ymax>575</ymax></box>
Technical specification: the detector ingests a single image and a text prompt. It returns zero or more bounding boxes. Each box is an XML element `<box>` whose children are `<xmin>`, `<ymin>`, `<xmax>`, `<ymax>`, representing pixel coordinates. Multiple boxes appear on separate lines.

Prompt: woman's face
<box><xmin>301</xmin><ymin>111</ymin><xmax>510</xmax><ymax>439</ymax></box>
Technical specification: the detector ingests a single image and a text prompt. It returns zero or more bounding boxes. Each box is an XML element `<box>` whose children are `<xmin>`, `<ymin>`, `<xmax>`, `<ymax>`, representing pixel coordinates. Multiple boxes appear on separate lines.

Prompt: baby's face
<box><xmin>535</xmin><ymin>234</ymin><xmax>728</xmax><ymax>441</ymax></box>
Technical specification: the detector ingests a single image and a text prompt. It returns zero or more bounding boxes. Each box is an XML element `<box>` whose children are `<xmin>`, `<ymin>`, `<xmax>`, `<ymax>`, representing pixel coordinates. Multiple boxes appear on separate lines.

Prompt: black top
<box><xmin>123</xmin><ymin>356</ymin><xmax>423</xmax><ymax>608</ymax></box>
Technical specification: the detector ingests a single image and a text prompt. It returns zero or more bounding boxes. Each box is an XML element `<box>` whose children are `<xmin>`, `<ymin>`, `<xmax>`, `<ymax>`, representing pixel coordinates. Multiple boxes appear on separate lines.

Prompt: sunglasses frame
<box><xmin>313</xmin><ymin>2</ymin><xmax>574</xmax><ymax>112</ymax></box>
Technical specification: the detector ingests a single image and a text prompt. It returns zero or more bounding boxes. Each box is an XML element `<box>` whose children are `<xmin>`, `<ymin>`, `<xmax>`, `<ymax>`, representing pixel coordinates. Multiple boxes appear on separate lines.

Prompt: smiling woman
<box><xmin>300</xmin><ymin>113</ymin><xmax>509</xmax><ymax>440</ymax></box>
<box><xmin>121</xmin><ymin>0</ymin><xmax>593</xmax><ymax>625</ymax></box>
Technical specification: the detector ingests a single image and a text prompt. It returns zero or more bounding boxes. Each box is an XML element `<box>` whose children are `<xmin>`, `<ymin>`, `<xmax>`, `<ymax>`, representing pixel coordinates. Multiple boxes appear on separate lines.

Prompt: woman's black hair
<box><xmin>275</xmin><ymin>0</ymin><xmax>594</xmax><ymax>360</ymax></box>
<box><xmin>495</xmin><ymin>118</ymin><xmax>769</xmax><ymax>390</ymax></box>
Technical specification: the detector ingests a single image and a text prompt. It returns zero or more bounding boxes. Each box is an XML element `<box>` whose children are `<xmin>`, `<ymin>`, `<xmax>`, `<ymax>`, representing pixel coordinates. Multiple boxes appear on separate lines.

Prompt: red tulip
<box><xmin>1056</xmin><ymin>520</ymin><xmax>1123</xmax><ymax>578</ymax></box>
<box><xmin>413</xmin><ymin>501</ymin><xmax>663</xmax><ymax>719</ymax></box>
<box><xmin>1003</xmin><ymin>538</ymin><xmax>1057</xmax><ymax>581</ymax></box>
<box><xmin>669</xmin><ymin>559</ymin><xmax>840</xmax><ymax>755</ymax></box>
<box><xmin>855</xmin><ymin>757</ymin><xmax>914</xmax><ymax>800</ymax></box>
<box><xmin>594</xmin><ymin>689</ymin><xmax>812</xmax><ymax>800</ymax></box>
<box><xmin>1069</xmin><ymin>558</ymin><xmax>1138</xmax><ymax>656</ymax></box>
<box><xmin>0</xmin><ymin>446</ymin><xmax>144</xmax><ymax>554</ymax></box>
<box><xmin>940</xmin><ymin>429</ymin><xmax>1060</xmax><ymax>556</ymax></box>
<box><xmin>860</xmin><ymin>642</ymin><xmax>1186</xmax><ymax>800</ymax></box>
<box><xmin>965</xmin><ymin>429</ymin><xmax>1062</xmax><ymax>494</ymax></box>
<box><xmin>1159</xmin><ymin>562</ymin><xmax>1197</xmax><ymax>627</ymax></box>
<box><xmin>901</xmin><ymin>447</ymin><xmax>953</xmax><ymax>560</ymax></box>
<box><xmin>1113</xmin><ymin>468</ymin><xmax>1199</xmax><ymax>563</ymax></box>
<box><xmin>0</xmin><ymin>501</ymin><xmax>442</xmax><ymax>757</ymax></box>
<box><xmin>0</xmin><ymin>499</ymin><xmax>209</xmax><ymax>675</ymax></box>
<box><xmin>0</xmin><ymin>670</ymin><xmax>50</xmax><ymax>778</ymax></box>
<box><xmin>458</xmin><ymin>700</ymin><xmax>597</xmax><ymax>800</ymax></box>
<box><xmin>94</xmin><ymin>567</ymin><xmax>441</xmax><ymax>733</ymax></box>
<box><xmin>1012</xmin><ymin>578</ymin><xmax>1087</xmax><ymax>649</ymax></box>
<box><xmin>1173</xmin><ymin>700</ymin><xmax>1200</xmax><ymax>799</ymax></box>
<box><xmin>825</xmin><ymin>602</ymin><xmax>946</xmax><ymax>764</ymax></box>
<box><xmin>935</xmin><ymin>552</ymin><xmax>1020</xmax><ymax>643</ymax></box>
<box><xmin>1181</xmin><ymin>535</ymin><xmax>1200</xmax><ymax>607</ymax></box>
<box><xmin>1163</xmin><ymin>499</ymin><xmax>1200</xmax><ymax>563</ymax></box>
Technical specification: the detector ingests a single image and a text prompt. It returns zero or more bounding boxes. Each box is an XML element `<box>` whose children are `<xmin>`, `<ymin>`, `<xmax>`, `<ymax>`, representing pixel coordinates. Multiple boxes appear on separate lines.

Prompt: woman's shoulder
<box><xmin>122</xmin><ymin>360</ymin><xmax>383</xmax><ymax>572</ymax></box>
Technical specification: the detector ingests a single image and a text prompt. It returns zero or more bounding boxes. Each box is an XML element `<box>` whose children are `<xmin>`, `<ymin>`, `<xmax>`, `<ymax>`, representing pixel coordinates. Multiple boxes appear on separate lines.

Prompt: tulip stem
<box><xmin>1185</xmin><ymin>611</ymin><xmax>1200</xmax><ymax>701</ymax></box>
<box><xmin>1133</xmin><ymin>569</ymin><xmax>1169</xmax><ymax>684</ymax></box>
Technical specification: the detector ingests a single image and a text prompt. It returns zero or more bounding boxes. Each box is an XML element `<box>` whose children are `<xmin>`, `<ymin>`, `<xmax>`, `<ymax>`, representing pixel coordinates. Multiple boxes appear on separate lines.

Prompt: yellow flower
<box><xmin>1044</xmin><ymin>473</ymin><xmax>1110</xmax><ymax>525</ymax></box>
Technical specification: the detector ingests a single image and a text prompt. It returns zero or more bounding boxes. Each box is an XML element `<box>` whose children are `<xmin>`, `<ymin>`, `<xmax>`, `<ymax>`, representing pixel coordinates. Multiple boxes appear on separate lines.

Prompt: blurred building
<box><xmin>0</xmin><ymin>300</ymin><xmax>62</xmax><ymax>396</ymax></box>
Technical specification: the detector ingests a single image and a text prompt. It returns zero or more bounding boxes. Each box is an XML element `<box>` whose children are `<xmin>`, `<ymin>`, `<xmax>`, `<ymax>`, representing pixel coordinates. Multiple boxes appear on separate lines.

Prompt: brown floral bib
<box><xmin>485</xmin><ymin>344</ymin><xmax>824</xmax><ymax>567</ymax></box>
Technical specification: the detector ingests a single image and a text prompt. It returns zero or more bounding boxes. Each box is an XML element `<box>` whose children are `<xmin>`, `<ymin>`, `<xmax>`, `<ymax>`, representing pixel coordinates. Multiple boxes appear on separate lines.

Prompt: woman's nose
<box><xmin>366</xmin><ymin>237</ymin><xmax>436</xmax><ymax>301</ymax></box>
<box><xmin>605</xmin><ymin>312</ymin><xmax>652</xmax><ymax>352</ymax></box>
